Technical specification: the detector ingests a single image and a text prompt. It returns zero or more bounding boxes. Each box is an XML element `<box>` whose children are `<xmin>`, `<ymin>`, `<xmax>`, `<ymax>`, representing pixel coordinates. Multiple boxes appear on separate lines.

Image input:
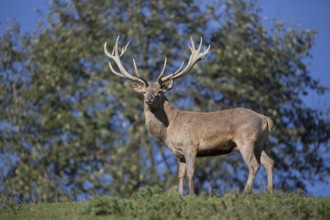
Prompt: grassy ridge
<box><xmin>1</xmin><ymin>186</ymin><xmax>330</xmax><ymax>220</ymax></box>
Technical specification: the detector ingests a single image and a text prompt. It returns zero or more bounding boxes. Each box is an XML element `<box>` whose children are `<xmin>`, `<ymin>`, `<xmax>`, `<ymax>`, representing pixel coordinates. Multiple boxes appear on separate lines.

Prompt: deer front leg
<box><xmin>178</xmin><ymin>158</ymin><xmax>187</xmax><ymax>195</ymax></box>
<box><xmin>185</xmin><ymin>151</ymin><xmax>197</xmax><ymax>195</ymax></box>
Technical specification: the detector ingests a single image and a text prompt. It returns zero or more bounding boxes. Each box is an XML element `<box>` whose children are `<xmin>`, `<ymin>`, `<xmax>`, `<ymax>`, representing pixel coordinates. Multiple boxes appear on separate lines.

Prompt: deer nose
<box><xmin>146</xmin><ymin>95</ymin><xmax>154</xmax><ymax>102</ymax></box>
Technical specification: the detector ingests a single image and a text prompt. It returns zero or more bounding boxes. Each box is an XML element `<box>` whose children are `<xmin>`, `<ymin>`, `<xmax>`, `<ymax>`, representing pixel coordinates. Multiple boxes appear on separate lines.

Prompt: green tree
<box><xmin>0</xmin><ymin>0</ymin><xmax>329</xmax><ymax>201</ymax></box>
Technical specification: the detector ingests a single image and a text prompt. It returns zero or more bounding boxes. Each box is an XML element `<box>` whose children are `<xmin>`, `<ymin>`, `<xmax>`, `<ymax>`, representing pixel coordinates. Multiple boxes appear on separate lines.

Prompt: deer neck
<box><xmin>144</xmin><ymin>96</ymin><xmax>178</xmax><ymax>142</ymax></box>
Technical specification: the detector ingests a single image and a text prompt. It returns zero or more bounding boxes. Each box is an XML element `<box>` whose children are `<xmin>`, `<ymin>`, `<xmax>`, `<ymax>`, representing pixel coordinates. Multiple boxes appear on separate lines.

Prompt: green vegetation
<box><xmin>1</xmin><ymin>186</ymin><xmax>330</xmax><ymax>220</ymax></box>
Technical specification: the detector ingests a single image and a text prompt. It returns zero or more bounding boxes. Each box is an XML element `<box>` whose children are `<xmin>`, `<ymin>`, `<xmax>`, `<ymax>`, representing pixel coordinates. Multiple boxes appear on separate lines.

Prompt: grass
<box><xmin>1</xmin><ymin>186</ymin><xmax>330</xmax><ymax>220</ymax></box>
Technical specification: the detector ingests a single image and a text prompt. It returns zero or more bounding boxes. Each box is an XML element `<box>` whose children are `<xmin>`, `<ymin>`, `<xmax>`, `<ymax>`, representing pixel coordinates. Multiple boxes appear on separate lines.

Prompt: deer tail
<box><xmin>265</xmin><ymin>117</ymin><xmax>274</xmax><ymax>132</ymax></box>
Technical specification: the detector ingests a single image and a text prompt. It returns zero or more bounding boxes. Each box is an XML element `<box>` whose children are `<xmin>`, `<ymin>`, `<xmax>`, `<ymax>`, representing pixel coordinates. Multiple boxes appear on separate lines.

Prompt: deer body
<box><xmin>145</xmin><ymin>99</ymin><xmax>237</xmax><ymax>157</ymax></box>
<box><xmin>104</xmin><ymin>37</ymin><xmax>274</xmax><ymax>195</ymax></box>
<box><xmin>151</xmin><ymin>103</ymin><xmax>270</xmax><ymax>158</ymax></box>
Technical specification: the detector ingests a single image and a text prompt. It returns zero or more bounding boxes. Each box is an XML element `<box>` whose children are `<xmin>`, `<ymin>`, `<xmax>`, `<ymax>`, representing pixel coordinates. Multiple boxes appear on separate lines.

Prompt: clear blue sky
<box><xmin>1</xmin><ymin>0</ymin><xmax>329</xmax><ymax>196</ymax></box>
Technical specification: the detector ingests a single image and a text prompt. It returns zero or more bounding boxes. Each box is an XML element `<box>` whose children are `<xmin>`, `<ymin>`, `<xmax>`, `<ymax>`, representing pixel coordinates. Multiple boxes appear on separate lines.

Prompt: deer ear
<box><xmin>161</xmin><ymin>79</ymin><xmax>174</xmax><ymax>92</ymax></box>
<box><xmin>130</xmin><ymin>81</ymin><xmax>145</xmax><ymax>93</ymax></box>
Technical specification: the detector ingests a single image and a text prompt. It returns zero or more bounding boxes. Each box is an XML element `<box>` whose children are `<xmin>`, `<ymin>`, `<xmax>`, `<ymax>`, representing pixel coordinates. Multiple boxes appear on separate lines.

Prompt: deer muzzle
<box><xmin>146</xmin><ymin>95</ymin><xmax>154</xmax><ymax>103</ymax></box>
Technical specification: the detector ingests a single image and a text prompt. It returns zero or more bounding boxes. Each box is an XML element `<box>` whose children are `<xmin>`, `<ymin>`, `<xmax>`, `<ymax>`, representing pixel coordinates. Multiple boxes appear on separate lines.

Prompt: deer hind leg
<box><xmin>239</xmin><ymin>145</ymin><xmax>260</xmax><ymax>193</ymax></box>
<box><xmin>178</xmin><ymin>158</ymin><xmax>187</xmax><ymax>195</ymax></box>
<box><xmin>260</xmin><ymin>150</ymin><xmax>274</xmax><ymax>193</ymax></box>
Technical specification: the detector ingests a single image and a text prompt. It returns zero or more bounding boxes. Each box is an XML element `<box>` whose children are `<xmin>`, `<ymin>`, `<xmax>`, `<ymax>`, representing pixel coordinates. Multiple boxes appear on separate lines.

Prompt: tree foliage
<box><xmin>0</xmin><ymin>0</ymin><xmax>329</xmax><ymax>201</ymax></box>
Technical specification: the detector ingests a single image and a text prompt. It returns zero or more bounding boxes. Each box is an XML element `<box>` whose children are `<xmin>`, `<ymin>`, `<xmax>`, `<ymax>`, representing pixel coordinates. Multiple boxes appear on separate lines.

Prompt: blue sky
<box><xmin>1</xmin><ymin>0</ymin><xmax>329</xmax><ymax>196</ymax></box>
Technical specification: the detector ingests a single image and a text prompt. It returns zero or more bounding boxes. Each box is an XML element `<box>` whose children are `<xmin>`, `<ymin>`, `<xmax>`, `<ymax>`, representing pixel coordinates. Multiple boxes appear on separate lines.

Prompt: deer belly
<box><xmin>197</xmin><ymin>140</ymin><xmax>237</xmax><ymax>157</ymax></box>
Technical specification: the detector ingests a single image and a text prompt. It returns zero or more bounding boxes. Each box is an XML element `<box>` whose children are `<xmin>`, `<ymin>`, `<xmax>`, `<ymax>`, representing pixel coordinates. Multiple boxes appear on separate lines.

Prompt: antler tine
<box><xmin>114</xmin><ymin>36</ymin><xmax>120</xmax><ymax>56</ymax></box>
<box><xmin>160</xmin><ymin>61</ymin><xmax>184</xmax><ymax>82</ymax></box>
<box><xmin>104</xmin><ymin>42</ymin><xmax>112</xmax><ymax>57</ymax></box>
<box><xmin>174</xmin><ymin>61</ymin><xmax>185</xmax><ymax>74</ymax></box>
<box><xmin>132</xmin><ymin>59</ymin><xmax>140</xmax><ymax>76</ymax></box>
<box><xmin>202</xmin><ymin>45</ymin><xmax>211</xmax><ymax>58</ymax></box>
<box><xmin>160</xmin><ymin>37</ymin><xmax>210</xmax><ymax>83</ymax></box>
<box><xmin>104</xmin><ymin>36</ymin><xmax>148</xmax><ymax>85</ymax></box>
<box><xmin>120</xmin><ymin>41</ymin><xmax>130</xmax><ymax>57</ymax></box>
<box><xmin>198</xmin><ymin>37</ymin><xmax>203</xmax><ymax>51</ymax></box>
<box><xmin>132</xmin><ymin>59</ymin><xmax>149</xmax><ymax>85</ymax></box>
<box><xmin>189</xmin><ymin>36</ymin><xmax>195</xmax><ymax>51</ymax></box>
<box><xmin>157</xmin><ymin>57</ymin><xmax>167</xmax><ymax>83</ymax></box>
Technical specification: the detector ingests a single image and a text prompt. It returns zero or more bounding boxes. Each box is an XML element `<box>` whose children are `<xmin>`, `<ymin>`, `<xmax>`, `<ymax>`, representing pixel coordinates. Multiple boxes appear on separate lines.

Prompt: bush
<box><xmin>84</xmin><ymin>186</ymin><xmax>330</xmax><ymax>219</ymax></box>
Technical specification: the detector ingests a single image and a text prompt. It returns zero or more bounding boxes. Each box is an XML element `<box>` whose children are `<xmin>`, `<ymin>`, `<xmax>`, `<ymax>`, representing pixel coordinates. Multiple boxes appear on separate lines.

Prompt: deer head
<box><xmin>104</xmin><ymin>36</ymin><xmax>210</xmax><ymax>108</ymax></box>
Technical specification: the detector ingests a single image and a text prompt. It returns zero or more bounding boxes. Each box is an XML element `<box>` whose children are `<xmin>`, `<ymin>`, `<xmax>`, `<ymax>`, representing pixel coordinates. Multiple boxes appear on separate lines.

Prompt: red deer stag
<box><xmin>104</xmin><ymin>37</ymin><xmax>274</xmax><ymax>195</ymax></box>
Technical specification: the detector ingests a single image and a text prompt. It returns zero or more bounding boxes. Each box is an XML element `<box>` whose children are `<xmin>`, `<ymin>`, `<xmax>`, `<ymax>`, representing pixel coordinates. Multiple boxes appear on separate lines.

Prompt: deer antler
<box><xmin>158</xmin><ymin>37</ymin><xmax>210</xmax><ymax>84</ymax></box>
<box><xmin>104</xmin><ymin>36</ymin><xmax>148</xmax><ymax>86</ymax></box>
